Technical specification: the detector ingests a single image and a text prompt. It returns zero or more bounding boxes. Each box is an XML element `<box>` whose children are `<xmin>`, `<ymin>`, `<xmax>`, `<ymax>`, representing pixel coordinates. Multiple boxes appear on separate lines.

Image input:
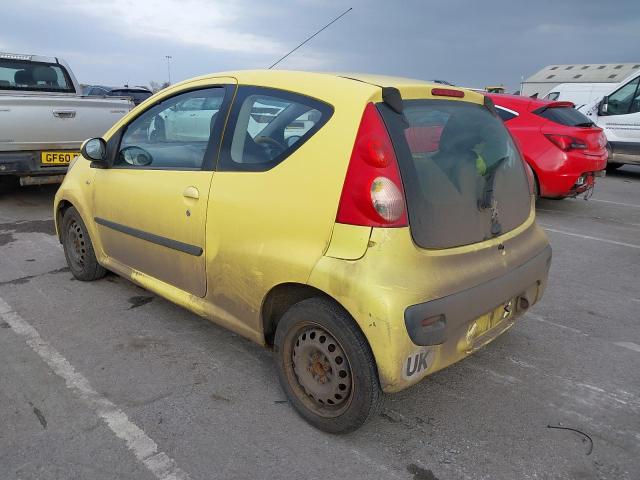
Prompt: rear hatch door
<box><xmin>379</xmin><ymin>98</ymin><xmax>531</xmax><ymax>250</ymax></box>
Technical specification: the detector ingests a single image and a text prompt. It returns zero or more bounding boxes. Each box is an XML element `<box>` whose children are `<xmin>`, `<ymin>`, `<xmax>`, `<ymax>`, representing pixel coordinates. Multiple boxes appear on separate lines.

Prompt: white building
<box><xmin>521</xmin><ymin>63</ymin><xmax>640</xmax><ymax>97</ymax></box>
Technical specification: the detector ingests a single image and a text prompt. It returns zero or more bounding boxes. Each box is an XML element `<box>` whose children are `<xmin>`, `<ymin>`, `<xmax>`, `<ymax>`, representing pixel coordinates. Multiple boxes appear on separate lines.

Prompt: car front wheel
<box><xmin>61</xmin><ymin>206</ymin><xmax>106</xmax><ymax>281</ymax></box>
<box><xmin>274</xmin><ymin>297</ymin><xmax>383</xmax><ymax>433</ymax></box>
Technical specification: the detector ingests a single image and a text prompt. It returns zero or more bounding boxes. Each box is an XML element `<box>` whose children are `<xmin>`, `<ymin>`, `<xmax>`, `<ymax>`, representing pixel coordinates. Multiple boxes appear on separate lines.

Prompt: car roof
<box><xmin>170</xmin><ymin>70</ymin><xmax>483</xmax><ymax>104</ymax></box>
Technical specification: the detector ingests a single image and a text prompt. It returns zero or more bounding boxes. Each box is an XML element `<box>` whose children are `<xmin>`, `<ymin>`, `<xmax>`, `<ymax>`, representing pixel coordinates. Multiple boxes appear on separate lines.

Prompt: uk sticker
<box><xmin>402</xmin><ymin>347</ymin><xmax>435</xmax><ymax>380</ymax></box>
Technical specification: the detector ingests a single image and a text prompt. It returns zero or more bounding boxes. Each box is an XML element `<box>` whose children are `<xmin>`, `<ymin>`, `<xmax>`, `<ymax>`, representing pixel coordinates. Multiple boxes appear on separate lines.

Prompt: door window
<box><xmin>115</xmin><ymin>87</ymin><xmax>226</xmax><ymax>169</ymax></box>
<box><xmin>218</xmin><ymin>87</ymin><xmax>333</xmax><ymax>171</ymax></box>
<box><xmin>607</xmin><ymin>77</ymin><xmax>640</xmax><ymax>115</ymax></box>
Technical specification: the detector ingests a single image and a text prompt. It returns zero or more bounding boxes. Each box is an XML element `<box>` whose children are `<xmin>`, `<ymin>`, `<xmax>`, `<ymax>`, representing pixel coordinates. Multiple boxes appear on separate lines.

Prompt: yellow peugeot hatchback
<box><xmin>54</xmin><ymin>71</ymin><xmax>551</xmax><ymax>433</ymax></box>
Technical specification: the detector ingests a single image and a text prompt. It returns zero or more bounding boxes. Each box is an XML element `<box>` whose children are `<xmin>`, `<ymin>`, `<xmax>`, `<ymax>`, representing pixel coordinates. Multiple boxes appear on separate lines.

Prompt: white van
<box><xmin>545</xmin><ymin>83</ymin><xmax>612</xmax><ymax>109</ymax></box>
<box><xmin>580</xmin><ymin>71</ymin><xmax>640</xmax><ymax>169</ymax></box>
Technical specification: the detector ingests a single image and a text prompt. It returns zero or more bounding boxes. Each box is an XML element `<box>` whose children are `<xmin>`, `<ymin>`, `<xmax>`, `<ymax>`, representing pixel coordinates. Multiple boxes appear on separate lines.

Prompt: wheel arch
<box><xmin>55</xmin><ymin>199</ymin><xmax>74</xmax><ymax>242</ymax></box>
<box><xmin>261</xmin><ymin>283</ymin><xmax>373</xmax><ymax>358</ymax></box>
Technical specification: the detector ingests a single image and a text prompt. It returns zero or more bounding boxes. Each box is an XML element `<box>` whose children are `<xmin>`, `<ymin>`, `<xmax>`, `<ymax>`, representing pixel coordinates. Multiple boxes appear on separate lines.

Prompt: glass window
<box><xmin>115</xmin><ymin>87</ymin><xmax>225</xmax><ymax>169</ymax></box>
<box><xmin>546</xmin><ymin>92</ymin><xmax>560</xmax><ymax>101</ymax></box>
<box><xmin>581</xmin><ymin>65</ymin><xmax>590</xmax><ymax>70</ymax></box>
<box><xmin>0</xmin><ymin>58</ymin><xmax>74</xmax><ymax>93</ymax></box>
<box><xmin>546</xmin><ymin>75</ymin><xmax>555</xmax><ymax>79</ymax></box>
<box><xmin>380</xmin><ymin>100</ymin><xmax>531</xmax><ymax>249</ymax></box>
<box><xmin>535</xmin><ymin>106</ymin><xmax>594</xmax><ymax>127</ymax></box>
<box><xmin>565</xmin><ymin>66</ymin><xmax>573</xmax><ymax>70</ymax></box>
<box><xmin>219</xmin><ymin>87</ymin><xmax>333</xmax><ymax>171</ymax></box>
<box><xmin>573</xmin><ymin>74</ymin><xmax>582</xmax><ymax>79</ymax></box>
<box><xmin>550</xmin><ymin>67</ymin><xmax>558</xmax><ymax>71</ymax></box>
<box><xmin>495</xmin><ymin>107</ymin><xmax>518</xmax><ymax>122</ymax></box>
<box><xmin>607</xmin><ymin>77</ymin><xmax>640</xmax><ymax>115</ymax></box>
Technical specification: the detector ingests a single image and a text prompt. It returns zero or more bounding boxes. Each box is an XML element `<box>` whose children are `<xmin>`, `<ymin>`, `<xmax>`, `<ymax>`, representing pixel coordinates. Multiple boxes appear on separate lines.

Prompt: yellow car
<box><xmin>54</xmin><ymin>71</ymin><xmax>551</xmax><ymax>433</ymax></box>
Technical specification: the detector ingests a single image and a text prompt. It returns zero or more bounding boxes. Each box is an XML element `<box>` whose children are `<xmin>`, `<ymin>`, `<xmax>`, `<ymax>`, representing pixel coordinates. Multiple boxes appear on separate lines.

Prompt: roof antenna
<box><xmin>267</xmin><ymin>7</ymin><xmax>353</xmax><ymax>69</ymax></box>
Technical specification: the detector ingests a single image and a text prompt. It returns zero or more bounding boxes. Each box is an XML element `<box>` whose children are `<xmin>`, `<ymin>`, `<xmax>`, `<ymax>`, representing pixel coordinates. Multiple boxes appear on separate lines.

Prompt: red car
<box><xmin>487</xmin><ymin>94</ymin><xmax>607</xmax><ymax>198</ymax></box>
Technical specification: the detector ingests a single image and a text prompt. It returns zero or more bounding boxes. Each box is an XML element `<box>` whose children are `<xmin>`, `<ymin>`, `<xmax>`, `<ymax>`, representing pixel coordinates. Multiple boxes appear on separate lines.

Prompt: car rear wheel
<box><xmin>274</xmin><ymin>297</ymin><xmax>383</xmax><ymax>434</ymax></box>
<box><xmin>61</xmin><ymin>207</ymin><xmax>107</xmax><ymax>281</ymax></box>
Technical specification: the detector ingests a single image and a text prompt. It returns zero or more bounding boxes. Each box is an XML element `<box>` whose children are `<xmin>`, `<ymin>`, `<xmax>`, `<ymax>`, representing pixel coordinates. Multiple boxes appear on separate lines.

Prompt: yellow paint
<box><xmin>324</xmin><ymin>224</ymin><xmax>372</xmax><ymax>260</ymax></box>
<box><xmin>54</xmin><ymin>70</ymin><xmax>549</xmax><ymax>394</ymax></box>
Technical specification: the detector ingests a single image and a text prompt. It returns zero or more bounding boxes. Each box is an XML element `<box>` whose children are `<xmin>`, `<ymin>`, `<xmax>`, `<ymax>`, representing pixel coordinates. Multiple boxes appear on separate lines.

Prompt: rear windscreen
<box><xmin>535</xmin><ymin>106</ymin><xmax>594</xmax><ymax>127</ymax></box>
<box><xmin>379</xmin><ymin>100</ymin><xmax>531</xmax><ymax>249</ymax></box>
<box><xmin>0</xmin><ymin>59</ymin><xmax>74</xmax><ymax>93</ymax></box>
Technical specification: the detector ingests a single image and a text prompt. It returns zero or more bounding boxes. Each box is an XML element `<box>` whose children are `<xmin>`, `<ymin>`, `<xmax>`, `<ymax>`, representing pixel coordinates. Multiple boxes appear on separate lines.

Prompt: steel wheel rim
<box><xmin>289</xmin><ymin>323</ymin><xmax>353</xmax><ymax>417</ymax></box>
<box><xmin>66</xmin><ymin>220</ymin><xmax>87</xmax><ymax>271</ymax></box>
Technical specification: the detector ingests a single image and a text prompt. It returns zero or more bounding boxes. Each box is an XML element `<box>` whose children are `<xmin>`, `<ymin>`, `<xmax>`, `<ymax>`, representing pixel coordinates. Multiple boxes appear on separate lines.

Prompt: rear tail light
<box><xmin>336</xmin><ymin>103</ymin><xmax>408</xmax><ymax>227</ymax></box>
<box><xmin>545</xmin><ymin>134</ymin><xmax>587</xmax><ymax>151</ymax></box>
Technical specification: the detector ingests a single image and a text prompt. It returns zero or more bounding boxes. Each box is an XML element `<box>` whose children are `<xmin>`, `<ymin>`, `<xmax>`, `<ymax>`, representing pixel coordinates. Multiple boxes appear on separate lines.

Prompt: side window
<box><xmin>219</xmin><ymin>87</ymin><xmax>333</xmax><ymax>171</ymax></box>
<box><xmin>546</xmin><ymin>92</ymin><xmax>560</xmax><ymax>101</ymax></box>
<box><xmin>115</xmin><ymin>87</ymin><xmax>225</xmax><ymax>170</ymax></box>
<box><xmin>495</xmin><ymin>107</ymin><xmax>518</xmax><ymax>122</ymax></box>
<box><xmin>607</xmin><ymin>77</ymin><xmax>640</xmax><ymax>115</ymax></box>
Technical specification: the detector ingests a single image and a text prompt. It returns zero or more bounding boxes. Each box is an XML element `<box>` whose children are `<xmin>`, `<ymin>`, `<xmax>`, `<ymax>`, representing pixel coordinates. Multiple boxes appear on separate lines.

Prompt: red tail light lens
<box><xmin>336</xmin><ymin>103</ymin><xmax>407</xmax><ymax>227</ymax></box>
<box><xmin>545</xmin><ymin>134</ymin><xmax>587</xmax><ymax>151</ymax></box>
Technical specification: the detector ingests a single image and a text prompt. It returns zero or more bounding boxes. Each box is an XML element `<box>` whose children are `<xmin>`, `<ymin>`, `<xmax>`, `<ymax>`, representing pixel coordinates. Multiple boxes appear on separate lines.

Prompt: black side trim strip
<box><xmin>95</xmin><ymin>217</ymin><xmax>203</xmax><ymax>257</ymax></box>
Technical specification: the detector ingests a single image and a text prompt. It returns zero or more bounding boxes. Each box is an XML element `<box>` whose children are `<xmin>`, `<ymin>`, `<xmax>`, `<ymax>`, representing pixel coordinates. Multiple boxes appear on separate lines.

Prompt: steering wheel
<box><xmin>254</xmin><ymin>135</ymin><xmax>286</xmax><ymax>158</ymax></box>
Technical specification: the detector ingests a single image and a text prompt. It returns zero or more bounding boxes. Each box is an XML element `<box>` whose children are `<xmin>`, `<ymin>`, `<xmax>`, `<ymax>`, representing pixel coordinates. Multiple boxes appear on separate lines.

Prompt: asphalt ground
<box><xmin>0</xmin><ymin>166</ymin><xmax>639</xmax><ymax>480</ymax></box>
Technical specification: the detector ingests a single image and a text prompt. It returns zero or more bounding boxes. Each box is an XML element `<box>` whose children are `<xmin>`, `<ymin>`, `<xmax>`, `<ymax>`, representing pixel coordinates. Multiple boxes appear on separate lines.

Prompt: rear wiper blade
<box><xmin>478</xmin><ymin>156</ymin><xmax>508</xmax><ymax>236</ymax></box>
<box><xmin>574</xmin><ymin>122</ymin><xmax>594</xmax><ymax>127</ymax></box>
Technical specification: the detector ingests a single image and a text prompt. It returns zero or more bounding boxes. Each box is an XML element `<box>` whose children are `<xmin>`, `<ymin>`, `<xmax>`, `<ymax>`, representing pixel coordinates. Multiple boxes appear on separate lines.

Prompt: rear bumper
<box><xmin>535</xmin><ymin>151</ymin><xmax>607</xmax><ymax>198</ymax></box>
<box><xmin>0</xmin><ymin>151</ymin><xmax>69</xmax><ymax>176</ymax></box>
<box><xmin>405</xmin><ymin>245</ymin><xmax>551</xmax><ymax>346</ymax></box>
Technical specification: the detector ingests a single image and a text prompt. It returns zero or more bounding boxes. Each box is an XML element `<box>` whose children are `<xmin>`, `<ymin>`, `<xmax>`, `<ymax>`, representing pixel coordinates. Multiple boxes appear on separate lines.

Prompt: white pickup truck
<box><xmin>0</xmin><ymin>52</ymin><xmax>134</xmax><ymax>191</ymax></box>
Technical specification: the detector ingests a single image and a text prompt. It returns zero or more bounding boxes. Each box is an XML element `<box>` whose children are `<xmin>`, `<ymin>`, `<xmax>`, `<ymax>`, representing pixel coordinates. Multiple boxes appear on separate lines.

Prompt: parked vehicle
<box><xmin>544</xmin><ymin>83</ymin><xmax>612</xmax><ymax>109</ymax></box>
<box><xmin>0</xmin><ymin>52</ymin><xmax>133</xmax><ymax>191</ymax></box>
<box><xmin>54</xmin><ymin>71</ymin><xmax>551</xmax><ymax>433</ymax></box>
<box><xmin>488</xmin><ymin>94</ymin><xmax>607</xmax><ymax>198</ymax></box>
<box><xmin>579</xmin><ymin>71</ymin><xmax>640</xmax><ymax>169</ymax></box>
<box><xmin>85</xmin><ymin>85</ymin><xmax>153</xmax><ymax>106</ymax></box>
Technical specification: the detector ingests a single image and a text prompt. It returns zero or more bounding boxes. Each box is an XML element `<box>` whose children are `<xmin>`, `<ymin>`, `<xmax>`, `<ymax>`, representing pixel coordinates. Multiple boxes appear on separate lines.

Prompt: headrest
<box><xmin>33</xmin><ymin>66</ymin><xmax>58</xmax><ymax>83</ymax></box>
<box><xmin>14</xmin><ymin>69</ymin><xmax>34</xmax><ymax>85</ymax></box>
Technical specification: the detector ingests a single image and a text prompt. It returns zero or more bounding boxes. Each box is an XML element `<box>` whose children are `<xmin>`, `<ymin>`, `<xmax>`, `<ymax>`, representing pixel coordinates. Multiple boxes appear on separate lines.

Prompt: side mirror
<box><xmin>81</xmin><ymin>138</ymin><xmax>108</xmax><ymax>167</ymax></box>
<box><xmin>598</xmin><ymin>96</ymin><xmax>609</xmax><ymax>115</ymax></box>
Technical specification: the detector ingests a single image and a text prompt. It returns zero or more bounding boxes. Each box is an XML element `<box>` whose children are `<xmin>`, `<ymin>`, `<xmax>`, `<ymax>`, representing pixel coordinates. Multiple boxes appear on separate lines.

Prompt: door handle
<box><xmin>53</xmin><ymin>110</ymin><xmax>76</xmax><ymax>118</ymax></box>
<box><xmin>183</xmin><ymin>186</ymin><xmax>199</xmax><ymax>199</ymax></box>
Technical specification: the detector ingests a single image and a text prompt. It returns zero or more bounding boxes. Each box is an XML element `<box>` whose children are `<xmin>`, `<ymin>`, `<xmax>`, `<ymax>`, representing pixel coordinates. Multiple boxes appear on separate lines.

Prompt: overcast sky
<box><xmin>3</xmin><ymin>0</ymin><xmax>639</xmax><ymax>91</ymax></box>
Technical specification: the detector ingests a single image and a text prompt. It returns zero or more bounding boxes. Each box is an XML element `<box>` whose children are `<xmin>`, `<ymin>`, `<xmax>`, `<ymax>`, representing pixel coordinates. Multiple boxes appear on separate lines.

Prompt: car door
<box><xmin>600</xmin><ymin>76</ymin><xmax>640</xmax><ymax>150</ymax></box>
<box><xmin>92</xmin><ymin>83</ymin><xmax>235</xmax><ymax>297</ymax></box>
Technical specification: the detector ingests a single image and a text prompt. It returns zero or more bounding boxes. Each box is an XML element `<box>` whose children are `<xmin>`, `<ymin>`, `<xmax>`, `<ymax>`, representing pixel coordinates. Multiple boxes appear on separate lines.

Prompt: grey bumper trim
<box><xmin>404</xmin><ymin>245</ymin><xmax>552</xmax><ymax>346</ymax></box>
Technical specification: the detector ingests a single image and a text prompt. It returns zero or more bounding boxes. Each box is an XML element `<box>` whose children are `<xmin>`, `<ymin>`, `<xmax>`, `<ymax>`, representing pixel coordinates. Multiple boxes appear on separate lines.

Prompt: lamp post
<box><xmin>165</xmin><ymin>55</ymin><xmax>172</xmax><ymax>85</ymax></box>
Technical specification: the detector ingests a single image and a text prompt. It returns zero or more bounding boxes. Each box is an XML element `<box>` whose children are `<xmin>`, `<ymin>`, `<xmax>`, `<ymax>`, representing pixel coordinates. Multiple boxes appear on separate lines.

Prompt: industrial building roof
<box><xmin>524</xmin><ymin>63</ymin><xmax>640</xmax><ymax>84</ymax></box>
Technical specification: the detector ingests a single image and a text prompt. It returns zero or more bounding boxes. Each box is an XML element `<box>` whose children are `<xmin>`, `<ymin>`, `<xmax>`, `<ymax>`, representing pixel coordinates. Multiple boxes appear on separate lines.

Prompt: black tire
<box><xmin>61</xmin><ymin>207</ymin><xmax>107</xmax><ymax>281</ymax></box>
<box><xmin>606</xmin><ymin>162</ymin><xmax>623</xmax><ymax>171</ymax></box>
<box><xmin>274</xmin><ymin>297</ymin><xmax>383</xmax><ymax>433</ymax></box>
